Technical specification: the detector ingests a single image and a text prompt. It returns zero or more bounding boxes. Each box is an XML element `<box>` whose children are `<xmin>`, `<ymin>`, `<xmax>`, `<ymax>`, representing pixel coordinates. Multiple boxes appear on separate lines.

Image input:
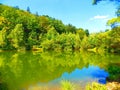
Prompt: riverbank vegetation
<box><xmin>0</xmin><ymin>4</ymin><xmax>120</xmax><ymax>53</ymax></box>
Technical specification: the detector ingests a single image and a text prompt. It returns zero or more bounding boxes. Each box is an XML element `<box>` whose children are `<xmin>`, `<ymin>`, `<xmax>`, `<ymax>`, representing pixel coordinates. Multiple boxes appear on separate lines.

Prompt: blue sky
<box><xmin>0</xmin><ymin>0</ymin><xmax>116</xmax><ymax>33</ymax></box>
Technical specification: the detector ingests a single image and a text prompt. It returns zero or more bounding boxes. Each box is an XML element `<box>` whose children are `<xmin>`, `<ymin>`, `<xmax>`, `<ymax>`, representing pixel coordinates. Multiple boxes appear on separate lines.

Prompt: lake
<box><xmin>0</xmin><ymin>51</ymin><xmax>120</xmax><ymax>90</ymax></box>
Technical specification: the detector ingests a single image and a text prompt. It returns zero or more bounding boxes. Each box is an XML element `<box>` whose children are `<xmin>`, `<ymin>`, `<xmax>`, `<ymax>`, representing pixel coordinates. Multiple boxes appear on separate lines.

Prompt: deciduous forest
<box><xmin>0</xmin><ymin>1</ymin><xmax>120</xmax><ymax>53</ymax></box>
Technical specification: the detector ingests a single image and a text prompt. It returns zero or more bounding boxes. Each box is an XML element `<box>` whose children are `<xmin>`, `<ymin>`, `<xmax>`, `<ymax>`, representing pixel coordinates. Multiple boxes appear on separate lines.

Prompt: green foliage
<box><xmin>0</xmin><ymin>27</ymin><xmax>14</xmax><ymax>50</ymax></box>
<box><xmin>0</xmin><ymin>83</ymin><xmax>8</xmax><ymax>90</ymax></box>
<box><xmin>107</xmin><ymin>17</ymin><xmax>120</xmax><ymax>28</ymax></box>
<box><xmin>85</xmin><ymin>29</ymin><xmax>89</xmax><ymax>36</ymax></box>
<box><xmin>50</xmin><ymin>18</ymin><xmax>65</xmax><ymax>34</ymax></box>
<box><xmin>65</xmin><ymin>24</ymin><xmax>76</xmax><ymax>34</ymax></box>
<box><xmin>7</xmin><ymin>24</ymin><xmax>24</xmax><ymax>49</ymax></box>
<box><xmin>46</xmin><ymin>26</ymin><xmax>58</xmax><ymax>40</ymax></box>
<box><xmin>41</xmin><ymin>39</ymin><xmax>55</xmax><ymax>50</ymax></box>
<box><xmin>80</xmin><ymin>36</ymin><xmax>89</xmax><ymax>50</ymax></box>
<box><xmin>86</xmin><ymin>82</ymin><xmax>107</xmax><ymax>90</ymax></box>
<box><xmin>41</xmin><ymin>33</ymin><xmax>81</xmax><ymax>51</ymax></box>
<box><xmin>0</xmin><ymin>4</ymin><xmax>120</xmax><ymax>53</ymax></box>
<box><xmin>107</xmin><ymin>64</ymin><xmax>120</xmax><ymax>82</ymax></box>
<box><xmin>0</xmin><ymin>16</ymin><xmax>9</xmax><ymax>30</ymax></box>
<box><xmin>0</xmin><ymin>30</ymin><xmax>4</xmax><ymax>47</ymax></box>
<box><xmin>61</xmin><ymin>80</ymin><xmax>75</xmax><ymax>90</ymax></box>
<box><xmin>76</xmin><ymin>28</ymin><xmax>86</xmax><ymax>40</ymax></box>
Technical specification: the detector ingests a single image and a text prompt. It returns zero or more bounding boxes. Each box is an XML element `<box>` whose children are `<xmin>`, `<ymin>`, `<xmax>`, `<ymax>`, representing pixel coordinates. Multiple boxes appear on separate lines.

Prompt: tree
<box><xmin>27</xmin><ymin>6</ymin><xmax>31</xmax><ymax>13</ymax></box>
<box><xmin>107</xmin><ymin>15</ymin><xmax>120</xmax><ymax>28</ymax></box>
<box><xmin>92</xmin><ymin>0</ymin><xmax>103</xmax><ymax>4</ymax></box>
<box><xmin>0</xmin><ymin>27</ymin><xmax>12</xmax><ymax>50</ymax></box>
<box><xmin>51</xmin><ymin>19</ymin><xmax>65</xmax><ymax>34</ymax></box>
<box><xmin>0</xmin><ymin>28</ymin><xmax>6</xmax><ymax>47</ymax></box>
<box><xmin>76</xmin><ymin>28</ymin><xmax>86</xmax><ymax>40</ymax></box>
<box><xmin>85</xmin><ymin>29</ymin><xmax>89</xmax><ymax>36</ymax></box>
<box><xmin>92</xmin><ymin>0</ymin><xmax>120</xmax><ymax>5</ymax></box>
<box><xmin>8</xmin><ymin>24</ymin><xmax>24</xmax><ymax>49</ymax></box>
<box><xmin>0</xmin><ymin>16</ymin><xmax>9</xmax><ymax>30</ymax></box>
<box><xmin>14</xmin><ymin>6</ymin><xmax>19</xmax><ymax>9</ymax></box>
<box><xmin>108</xmin><ymin>27</ymin><xmax>120</xmax><ymax>52</ymax></box>
<box><xmin>1</xmin><ymin>7</ymin><xmax>19</xmax><ymax>28</ymax></box>
<box><xmin>116</xmin><ymin>6</ymin><xmax>120</xmax><ymax>17</ymax></box>
<box><xmin>39</xmin><ymin>16</ymin><xmax>50</xmax><ymax>33</ymax></box>
<box><xmin>74</xmin><ymin>34</ymin><xmax>81</xmax><ymax>50</ymax></box>
<box><xmin>65</xmin><ymin>24</ymin><xmax>76</xmax><ymax>34</ymax></box>
<box><xmin>46</xmin><ymin>26</ymin><xmax>58</xmax><ymax>40</ymax></box>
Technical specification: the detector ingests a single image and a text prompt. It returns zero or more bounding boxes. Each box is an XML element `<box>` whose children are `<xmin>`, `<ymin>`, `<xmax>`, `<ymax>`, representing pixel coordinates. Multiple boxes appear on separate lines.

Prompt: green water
<box><xmin>0</xmin><ymin>51</ymin><xmax>120</xmax><ymax>90</ymax></box>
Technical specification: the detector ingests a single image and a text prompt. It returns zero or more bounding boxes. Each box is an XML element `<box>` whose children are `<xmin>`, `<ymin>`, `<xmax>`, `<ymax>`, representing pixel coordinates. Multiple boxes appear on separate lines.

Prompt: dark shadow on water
<box><xmin>106</xmin><ymin>64</ymin><xmax>120</xmax><ymax>82</ymax></box>
<box><xmin>0</xmin><ymin>83</ymin><xmax>8</xmax><ymax>90</ymax></box>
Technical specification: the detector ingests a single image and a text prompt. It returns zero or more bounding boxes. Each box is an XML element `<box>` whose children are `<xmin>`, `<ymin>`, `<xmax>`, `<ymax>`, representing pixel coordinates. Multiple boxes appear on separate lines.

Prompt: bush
<box><xmin>61</xmin><ymin>80</ymin><xmax>75</xmax><ymax>90</ymax></box>
<box><xmin>86</xmin><ymin>82</ymin><xmax>107</xmax><ymax>90</ymax></box>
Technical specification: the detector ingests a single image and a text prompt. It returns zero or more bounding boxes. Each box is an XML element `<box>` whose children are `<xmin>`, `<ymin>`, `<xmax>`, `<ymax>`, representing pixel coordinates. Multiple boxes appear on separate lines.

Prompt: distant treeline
<box><xmin>0</xmin><ymin>4</ymin><xmax>120</xmax><ymax>53</ymax></box>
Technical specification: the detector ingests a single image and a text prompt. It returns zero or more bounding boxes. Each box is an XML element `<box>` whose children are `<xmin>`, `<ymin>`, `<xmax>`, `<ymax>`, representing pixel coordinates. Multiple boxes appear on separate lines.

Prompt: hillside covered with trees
<box><xmin>0</xmin><ymin>4</ymin><xmax>120</xmax><ymax>53</ymax></box>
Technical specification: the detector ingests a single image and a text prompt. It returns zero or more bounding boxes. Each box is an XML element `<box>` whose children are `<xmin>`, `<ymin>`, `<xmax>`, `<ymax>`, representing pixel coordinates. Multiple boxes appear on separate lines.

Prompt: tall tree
<box><xmin>65</xmin><ymin>24</ymin><xmax>76</xmax><ymax>34</ymax></box>
<box><xmin>27</xmin><ymin>6</ymin><xmax>31</xmax><ymax>13</ymax></box>
<box><xmin>85</xmin><ymin>29</ymin><xmax>89</xmax><ymax>36</ymax></box>
<box><xmin>8</xmin><ymin>24</ymin><xmax>24</xmax><ymax>49</ymax></box>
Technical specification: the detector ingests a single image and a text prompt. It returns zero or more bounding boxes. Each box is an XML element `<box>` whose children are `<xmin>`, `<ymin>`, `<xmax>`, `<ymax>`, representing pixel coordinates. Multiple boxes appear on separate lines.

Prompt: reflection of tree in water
<box><xmin>107</xmin><ymin>63</ymin><xmax>120</xmax><ymax>82</ymax></box>
<box><xmin>0</xmin><ymin>71</ymin><xmax>8</xmax><ymax>90</ymax></box>
<box><xmin>0</xmin><ymin>82</ymin><xmax>8</xmax><ymax>90</ymax></box>
<box><xmin>0</xmin><ymin>51</ymin><xmax>120</xmax><ymax>90</ymax></box>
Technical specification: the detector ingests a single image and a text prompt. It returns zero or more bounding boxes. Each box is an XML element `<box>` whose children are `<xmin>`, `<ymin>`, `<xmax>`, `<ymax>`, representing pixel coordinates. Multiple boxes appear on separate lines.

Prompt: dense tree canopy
<box><xmin>0</xmin><ymin>4</ymin><xmax>120</xmax><ymax>53</ymax></box>
<box><xmin>0</xmin><ymin>4</ymin><xmax>88</xmax><ymax>51</ymax></box>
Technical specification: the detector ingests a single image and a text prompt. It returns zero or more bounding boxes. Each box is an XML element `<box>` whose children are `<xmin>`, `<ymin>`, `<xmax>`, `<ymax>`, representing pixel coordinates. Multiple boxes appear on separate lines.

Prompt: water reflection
<box><xmin>28</xmin><ymin>66</ymin><xmax>109</xmax><ymax>90</ymax></box>
<box><xmin>60</xmin><ymin>66</ymin><xmax>108</xmax><ymax>84</ymax></box>
<box><xmin>0</xmin><ymin>51</ymin><xmax>120</xmax><ymax>90</ymax></box>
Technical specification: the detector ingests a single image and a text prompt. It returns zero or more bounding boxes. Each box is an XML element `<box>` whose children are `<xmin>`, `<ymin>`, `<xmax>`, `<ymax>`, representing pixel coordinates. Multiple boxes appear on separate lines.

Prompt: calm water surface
<box><xmin>0</xmin><ymin>51</ymin><xmax>120</xmax><ymax>90</ymax></box>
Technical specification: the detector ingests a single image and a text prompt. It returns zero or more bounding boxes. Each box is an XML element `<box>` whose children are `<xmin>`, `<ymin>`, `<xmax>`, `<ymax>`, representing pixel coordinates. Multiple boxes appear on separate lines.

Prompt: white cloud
<box><xmin>90</xmin><ymin>15</ymin><xmax>109</xmax><ymax>21</ymax></box>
